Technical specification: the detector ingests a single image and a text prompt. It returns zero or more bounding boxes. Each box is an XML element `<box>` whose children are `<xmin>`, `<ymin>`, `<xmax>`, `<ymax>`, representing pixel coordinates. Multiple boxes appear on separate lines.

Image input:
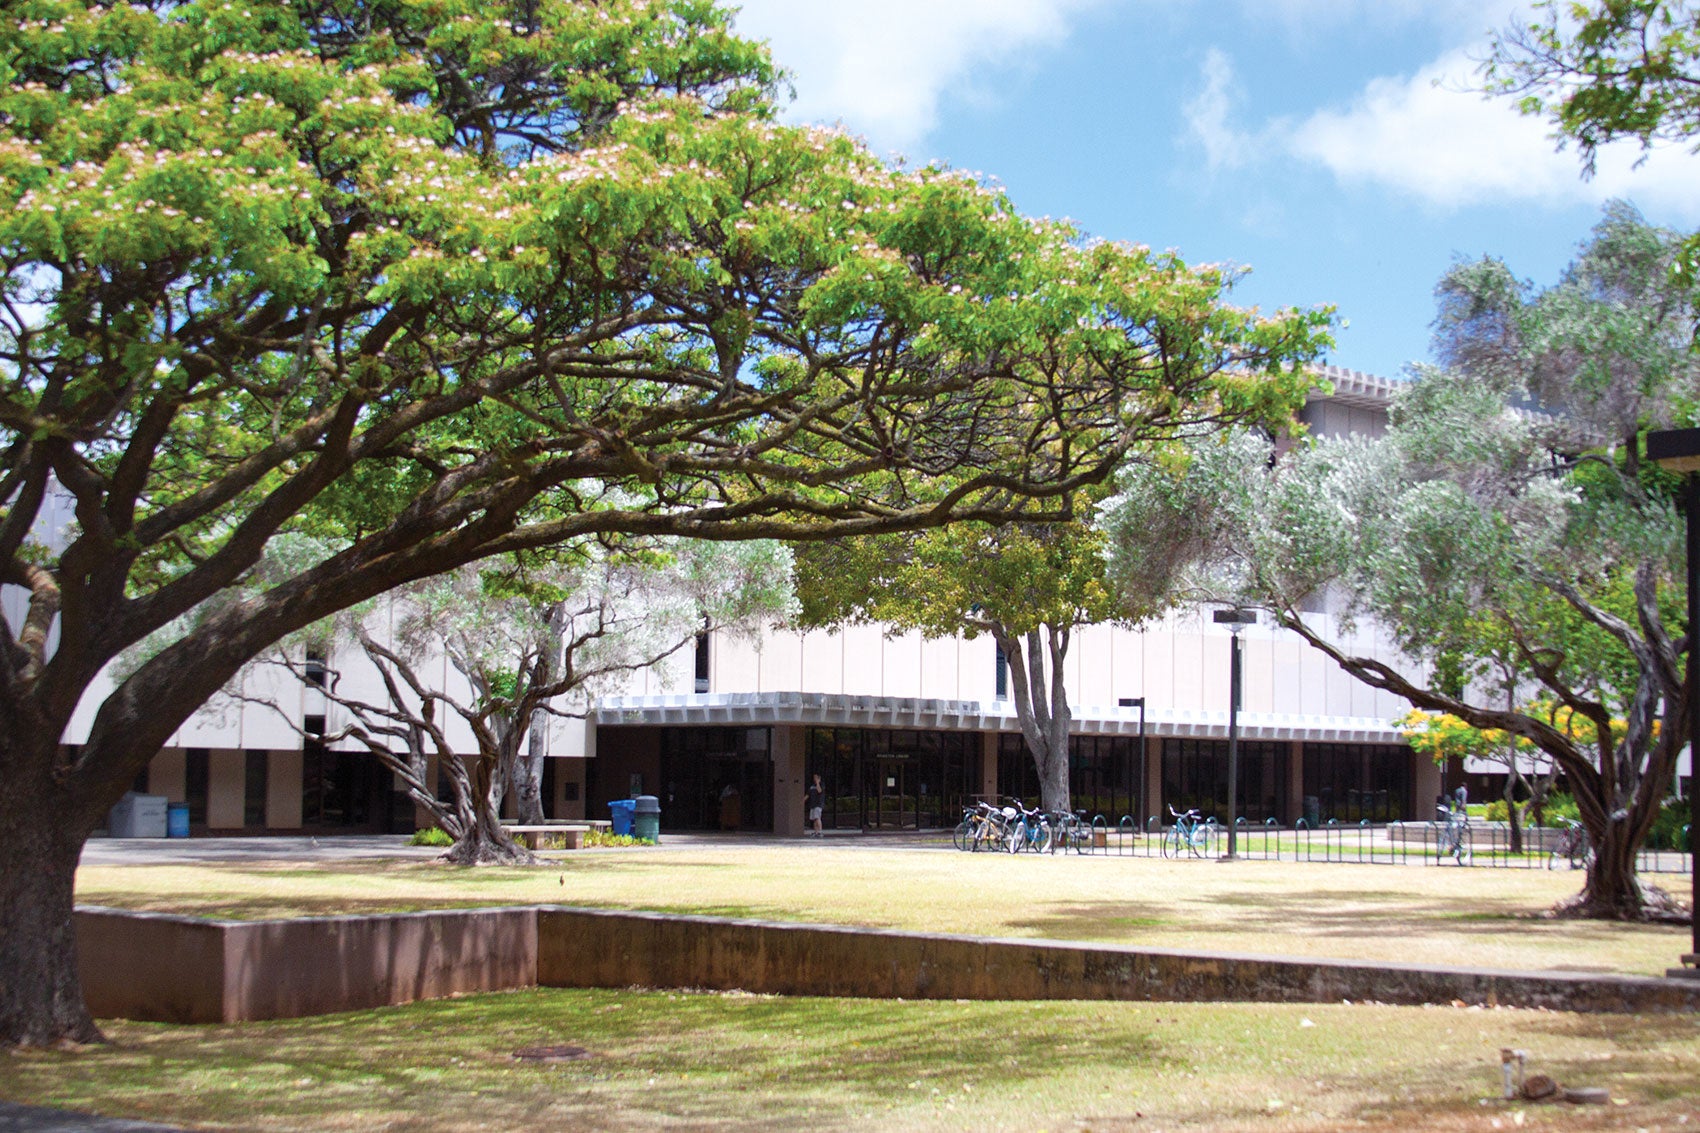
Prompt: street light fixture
<box><xmin>1644</xmin><ymin>428</ymin><xmax>1700</xmax><ymax>978</ymax></box>
<box><xmin>1119</xmin><ymin>696</ymin><xmax>1147</xmax><ymax>821</ymax></box>
<box><xmin>1212</xmin><ymin>607</ymin><xmax>1258</xmax><ymax>859</ymax></box>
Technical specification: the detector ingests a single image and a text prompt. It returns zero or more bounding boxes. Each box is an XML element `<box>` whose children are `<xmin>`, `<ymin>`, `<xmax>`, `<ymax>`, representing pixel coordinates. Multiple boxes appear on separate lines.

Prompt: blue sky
<box><xmin>731</xmin><ymin>1</ymin><xmax>1700</xmax><ymax>381</ymax></box>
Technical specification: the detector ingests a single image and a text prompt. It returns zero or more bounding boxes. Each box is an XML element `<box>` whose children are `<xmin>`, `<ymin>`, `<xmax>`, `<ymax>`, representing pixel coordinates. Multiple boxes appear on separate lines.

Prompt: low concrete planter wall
<box><xmin>77</xmin><ymin>904</ymin><xmax>1700</xmax><ymax>1024</ymax></box>
<box><xmin>535</xmin><ymin>908</ymin><xmax>1700</xmax><ymax>1015</ymax></box>
<box><xmin>77</xmin><ymin>906</ymin><xmax>537</xmax><ymax>1023</ymax></box>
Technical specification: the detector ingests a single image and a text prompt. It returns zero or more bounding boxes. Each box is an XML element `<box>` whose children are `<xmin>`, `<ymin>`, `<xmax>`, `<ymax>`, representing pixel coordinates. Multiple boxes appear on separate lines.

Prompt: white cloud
<box><xmin>1287</xmin><ymin>48</ymin><xmax>1700</xmax><ymax>220</ymax></box>
<box><xmin>1238</xmin><ymin>0</ymin><xmax>1511</xmax><ymax>41</ymax></box>
<box><xmin>1183</xmin><ymin>47</ymin><xmax>1258</xmax><ymax>171</ymax></box>
<box><xmin>1189</xmin><ymin>45</ymin><xmax>1700</xmax><ymax>222</ymax></box>
<box><xmin>731</xmin><ymin>0</ymin><xmax>1107</xmax><ymax>154</ymax></box>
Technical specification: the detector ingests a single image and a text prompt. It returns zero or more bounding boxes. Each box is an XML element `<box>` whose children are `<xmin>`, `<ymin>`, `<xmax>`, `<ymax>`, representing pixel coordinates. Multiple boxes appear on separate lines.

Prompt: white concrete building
<box><xmin>20</xmin><ymin>366</ymin><xmax>1466</xmax><ymax>837</ymax></box>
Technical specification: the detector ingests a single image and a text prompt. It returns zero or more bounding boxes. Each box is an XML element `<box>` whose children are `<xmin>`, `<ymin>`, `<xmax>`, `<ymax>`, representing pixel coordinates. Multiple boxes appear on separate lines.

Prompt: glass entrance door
<box><xmin>874</xmin><ymin>759</ymin><xmax>911</xmax><ymax>829</ymax></box>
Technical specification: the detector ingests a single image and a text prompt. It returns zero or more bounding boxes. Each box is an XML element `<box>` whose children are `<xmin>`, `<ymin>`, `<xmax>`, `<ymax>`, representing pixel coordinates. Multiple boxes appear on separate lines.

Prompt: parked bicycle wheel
<box><xmin>952</xmin><ymin>819</ymin><xmax>970</xmax><ymax>852</ymax></box>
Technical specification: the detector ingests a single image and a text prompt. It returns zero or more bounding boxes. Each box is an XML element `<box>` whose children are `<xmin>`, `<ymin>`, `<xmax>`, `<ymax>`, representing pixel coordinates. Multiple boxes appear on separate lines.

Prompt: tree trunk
<box><xmin>0</xmin><ymin>744</ymin><xmax>103</xmax><ymax>1047</ymax></box>
<box><xmin>1574</xmin><ymin>818</ymin><xmax>1650</xmax><ymax>919</ymax></box>
<box><xmin>1000</xmin><ymin>625</ymin><xmax>1074</xmax><ymax>813</ymax></box>
<box><xmin>514</xmin><ymin>709</ymin><xmax>547</xmax><ymax>825</ymax></box>
<box><xmin>443</xmin><ymin>747</ymin><xmax>534</xmax><ymax>866</ymax></box>
<box><xmin>1504</xmin><ymin>763</ymin><xmax>1524</xmax><ymax>855</ymax></box>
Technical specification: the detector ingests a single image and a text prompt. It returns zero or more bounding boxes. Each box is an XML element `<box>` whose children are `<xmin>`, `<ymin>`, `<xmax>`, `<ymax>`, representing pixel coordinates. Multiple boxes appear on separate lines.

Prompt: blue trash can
<box><xmin>632</xmin><ymin>795</ymin><xmax>661</xmax><ymax>843</ymax></box>
<box><xmin>608</xmin><ymin>798</ymin><xmax>636</xmax><ymax>837</ymax></box>
<box><xmin>166</xmin><ymin>803</ymin><xmax>191</xmax><ymax>838</ymax></box>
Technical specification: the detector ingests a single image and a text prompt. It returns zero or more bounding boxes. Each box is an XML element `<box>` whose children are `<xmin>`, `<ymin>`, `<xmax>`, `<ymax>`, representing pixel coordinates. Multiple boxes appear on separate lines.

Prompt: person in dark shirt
<box><xmin>806</xmin><ymin>774</ymin><xmax>824</xmax><ymax>837</ymax></box>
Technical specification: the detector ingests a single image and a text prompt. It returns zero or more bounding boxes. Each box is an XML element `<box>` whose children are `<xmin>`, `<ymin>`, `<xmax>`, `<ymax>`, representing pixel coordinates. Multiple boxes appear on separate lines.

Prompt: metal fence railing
<box><xmin>1027</xmin><ymin>815</ymin><xmax>1694</xmax><ymax>874</ymax></box>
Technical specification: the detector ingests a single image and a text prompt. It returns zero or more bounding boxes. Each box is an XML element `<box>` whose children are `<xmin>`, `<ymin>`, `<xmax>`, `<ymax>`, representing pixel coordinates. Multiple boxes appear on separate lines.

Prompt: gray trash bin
<box><xmin>108</xmin><ymin>791</ymin><xmax>169</xmax><ymax>838</ymax></box>
<box><xmin>632</xmin><ymin>795</ymin><xmax>661</xmax><ymax>843</ymax></box>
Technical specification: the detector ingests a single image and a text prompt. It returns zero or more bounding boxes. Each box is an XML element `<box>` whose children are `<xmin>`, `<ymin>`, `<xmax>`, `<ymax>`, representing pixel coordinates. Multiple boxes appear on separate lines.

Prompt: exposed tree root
<box><xmin>1545</xmin><ymin>884</ymin><xmax>1692</xmax><ymax>925</ymax></box>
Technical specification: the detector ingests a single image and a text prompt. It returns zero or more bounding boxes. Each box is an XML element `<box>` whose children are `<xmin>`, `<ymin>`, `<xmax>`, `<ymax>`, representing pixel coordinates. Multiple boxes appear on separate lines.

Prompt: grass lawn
<box><xmin>2</xmin><ymin>990</ymin><xmax>1697</xmax><ymax>1132</ymax></box>
<box><xmin>75</xmin><ymin>844</ymin><xmax>1692</xmax><ymax>975</ymax></box>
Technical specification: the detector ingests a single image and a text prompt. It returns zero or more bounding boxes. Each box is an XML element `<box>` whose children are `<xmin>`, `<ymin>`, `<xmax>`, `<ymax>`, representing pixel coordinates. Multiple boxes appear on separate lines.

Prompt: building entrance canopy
<box><xmin>595</xmin><ymin>691</ymin><xmax>1402</xmax><ymax>744</ymax></box>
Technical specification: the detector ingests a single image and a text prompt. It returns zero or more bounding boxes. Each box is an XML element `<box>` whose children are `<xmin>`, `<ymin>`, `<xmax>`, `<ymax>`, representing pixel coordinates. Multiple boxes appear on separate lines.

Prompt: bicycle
<box><xmin>952</xmin><ymin>802</ymin><xmax>1009</xmax><ymax>852</ymax></box>
<box><xmin>1048</xmin><ymin>810</ymin><xmax>1093</xmax><ymax>854</ymax></box>
<box><xmin>1007</xmin><ymin>802</ymin><xmax>1052</xmax><ymax>853</ymax></box>
<box><xmin>1547</xmin><ymin>818</ymin><xmax>1593</xmax><ymax>870</ymax></box>
<box><xmin>1435</xmin><ymin>801</ymin><xmax>1471</xmax><ymax>865</ymax></box>
<box><xmin>1162</xmin><ymin>806</ymin><xmax>1218</xmax><ymax>858</ymax></box>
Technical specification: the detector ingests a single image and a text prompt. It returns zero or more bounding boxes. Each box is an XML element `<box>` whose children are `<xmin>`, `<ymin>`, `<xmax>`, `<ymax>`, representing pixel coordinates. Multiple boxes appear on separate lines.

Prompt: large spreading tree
<box><xmin>0</xmin><ymin>0</ymin><xmax>1328</xmax><ymax>1046</ymax></box>
<box><xmin>795</xmin><ymin>520</ymin><xmax>1120</xmax><ymax>815</ymax></box>
<box><xmin>1103</xmin><ymin>204</ymin><xmax>1697</xmax><ymax>921</ymax></box>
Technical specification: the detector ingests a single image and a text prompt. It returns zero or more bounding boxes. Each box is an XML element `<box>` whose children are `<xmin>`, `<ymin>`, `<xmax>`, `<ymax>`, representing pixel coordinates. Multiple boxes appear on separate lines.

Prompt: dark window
<box><xmin>1302</xmin><ymin>743</ymin><xmax>1411</xmax><ymax>823</ymax></box>
<box><xmin>184</xmin><ymin>748</ymin><xmax>209</xmax><ymax>826</ymax></box>
<box><xmin>304</xmin><ymin>648</ymin><xmax>328</xmax><ymax>689</ymax></box>
<box><xmin>244</xmin><ymin>750</ymin><xmax>268</xmax><ymax>828</ymax></box>
<box><xmin>995</xmin><ymin>734</ymin><xmax>1142</xmax><ymax>822</ymax></box>
<box><xmin>1160</xmin><ymin>738</ymin><xmax>1288</xmax><ymax>824</ymax></box>
<box><xmin>994</xmin><ymin>642</ymin><xmax>1008</xmax><ymax>699</ymax></box>
<box><xmin>694</xmin><ymin>632</ymin><xmax>710</xmax><ymax>694</ymax></box>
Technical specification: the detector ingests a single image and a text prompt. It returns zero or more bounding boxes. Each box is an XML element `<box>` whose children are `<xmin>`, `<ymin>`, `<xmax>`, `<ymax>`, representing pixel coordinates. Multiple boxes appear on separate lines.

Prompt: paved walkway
<box><xmin>77</xmin><ymin>829</ymin><xmax>946</xmax><ymax>866</ymax></box>
<box><xmin>0</xmin><ymin>1102</ymin><xmax>180</xmax><ymax>1133</ymax></box>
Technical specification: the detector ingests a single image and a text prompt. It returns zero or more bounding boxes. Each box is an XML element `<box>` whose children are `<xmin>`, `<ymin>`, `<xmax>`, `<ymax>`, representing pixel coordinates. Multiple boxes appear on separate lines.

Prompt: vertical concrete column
<box><xmin>979</xmin><ymin>731</ymin><xmax>1000</xmax><ymax>800</ymax></box>
<box><xmin>1287</xmin><ymin>740</ymin><xmax>1305</xmax><ymax>825</ymax></box>
<box><xmin>267</xmin><ymin>747</ymin><xmax>303</xmax><ymax>829</ymax></box>
<box><xmin>771</xmin><ymin>725</ymin><xmax>806</xmax><ymax>837</ymax></box>
<box><xmin>1413</xmin><ymin>749</ymin><xmax>1443</xmax><ymax>820</ymax></box>
<box><xmin>151</xmin><ymin>748</ymin><xmax>187</xmax><ymax>803</ymax></box>
<box><xmin>1143</xmin><ymin>734</ymin><xmax>1163</xmax><ymax>828</ymax></box>
<box><xmin>557</xmin><ymin>758</ymin><xmax>587</xmax><ymax>820</ymax></box>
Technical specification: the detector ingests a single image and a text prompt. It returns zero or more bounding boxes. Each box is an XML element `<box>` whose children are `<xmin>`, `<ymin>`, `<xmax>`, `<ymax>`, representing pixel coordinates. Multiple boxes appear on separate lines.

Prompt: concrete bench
<box><xmin>507</xmin><ymin>824</ymin><xmax>590</xmax><ymax>850</ymax></box>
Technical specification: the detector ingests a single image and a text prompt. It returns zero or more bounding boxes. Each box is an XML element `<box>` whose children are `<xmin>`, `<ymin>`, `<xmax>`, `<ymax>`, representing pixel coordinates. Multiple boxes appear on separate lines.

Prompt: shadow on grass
<box><xmin>0</xmin><ymin>990</ymin><xmax>1169</xmax><ymax>1132</ymax></box>
<box><xmin>1010</xmin><ymin>889</ymin><xmax>1686</xmax><ymax>947</ymax></box>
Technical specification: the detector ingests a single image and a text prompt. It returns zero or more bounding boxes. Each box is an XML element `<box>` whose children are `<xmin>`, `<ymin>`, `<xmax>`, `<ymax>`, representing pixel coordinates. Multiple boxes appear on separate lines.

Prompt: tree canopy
<box><xmin>0</xmin><ymin>0</ymin><xmax>1329</xmax><ymax>1046</ymax></box>
<box><xmin>1102</xmin><ymin>204</ymin><xmax>1696</xmax><ymax>920</ymax></box>
<box><xmin>1485</xmin><ymin>0</ymin><xmax>1700</xmax><ymax>175</ymax></box>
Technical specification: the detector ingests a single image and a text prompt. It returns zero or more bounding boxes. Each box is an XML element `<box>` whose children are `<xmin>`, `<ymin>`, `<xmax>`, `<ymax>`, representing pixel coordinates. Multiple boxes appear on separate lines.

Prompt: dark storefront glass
<box><xmin>1302</xmin><ymin>743</ymin><xmax>1412</xmax><ymax>822</ymax></box>
<box><xmin>996</xmin><ymin>733</ymin><xmax>1141</xmax><ymax>821</ymax></box>
<box><xmin>301</xmin><ymin>721</ymin><xmax>399</xmax><ymax>831</ymax></box>
<box><xmin>1160</xmin><ymin>738</ymin><xmax>1288</xmax><ymax>824</ymax></box>
<box><xmin>803</xmin><ymin>727</ymin><xmax>974</xmax><ymax>830</ymax></box>
<box><xmin>660</xmin><ymin>727</ymin><xmax>773</xmax><ymax>832</ymax></box>
<box><xmin>243</xmin><ymin>749</ymin><xmax>268</xmax><ymax>828</ymax></box>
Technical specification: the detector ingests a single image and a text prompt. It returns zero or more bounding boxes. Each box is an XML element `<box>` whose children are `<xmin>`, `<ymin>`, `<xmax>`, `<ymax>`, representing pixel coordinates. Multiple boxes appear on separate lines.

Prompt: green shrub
<box><xmin>408</xmin><ymin>826</ymin><xmax>453</xmax><ymax>847</ymax></box>
<box><xmin>1483</xmin><ymin>799</ymin><xmax>1510</xmax><ymax>823</ymax></box>
<box><xmin>1647</xmin><ymin>797</ymin><xmax>1692</xmax><ymax>851</ymax></box>
<box><xmin>584</xmin><ymin>829</ymin><xmax>646</xmax><ymax>848</ymax></box>
<box><xmin>1536</xmin><ymin>792</ymin><xmax>1580</xmax><ymax>825</ymax></box>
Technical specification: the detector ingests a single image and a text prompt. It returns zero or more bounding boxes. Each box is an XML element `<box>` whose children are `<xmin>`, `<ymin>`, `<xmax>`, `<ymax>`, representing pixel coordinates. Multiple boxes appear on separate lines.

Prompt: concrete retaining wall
<box><xmin>77</xmin><ymin>906</ymin><xmax>537</xmax><ymax>1023</ymax></box>
<box><xmin>76</xmin><ymin>904</ymin><xmax>1700</xmax><ymax>1024</ymax></box>
<box><xmin>535</xmin><ymin>908</ymin><xmax>1700</xmax><ymax>1014</ymax></box>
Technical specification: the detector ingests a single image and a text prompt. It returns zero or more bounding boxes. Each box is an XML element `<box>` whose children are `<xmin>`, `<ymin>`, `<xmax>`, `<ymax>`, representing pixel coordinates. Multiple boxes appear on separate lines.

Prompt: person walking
<box><xmin>806</xmin><ymin>774</ymin><xmax>825</xmax><ymax>837</ymax></box>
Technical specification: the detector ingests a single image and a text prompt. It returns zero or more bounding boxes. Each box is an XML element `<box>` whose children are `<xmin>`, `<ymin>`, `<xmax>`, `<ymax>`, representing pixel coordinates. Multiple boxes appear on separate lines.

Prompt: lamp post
<box><xmin>1212</xmin><ymin>607</ymin><xmax>1258</xmax><ymax>859</ymax></box>
<box><xmin>1645</xmin><ymin>428</ymin><xmax>1700</xmax><ymax>975</ymax></box>
<box><xmin>1119</xmin><ymin>696</ymin><xmax>1146</xmax><ymax>822</ymax></box>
